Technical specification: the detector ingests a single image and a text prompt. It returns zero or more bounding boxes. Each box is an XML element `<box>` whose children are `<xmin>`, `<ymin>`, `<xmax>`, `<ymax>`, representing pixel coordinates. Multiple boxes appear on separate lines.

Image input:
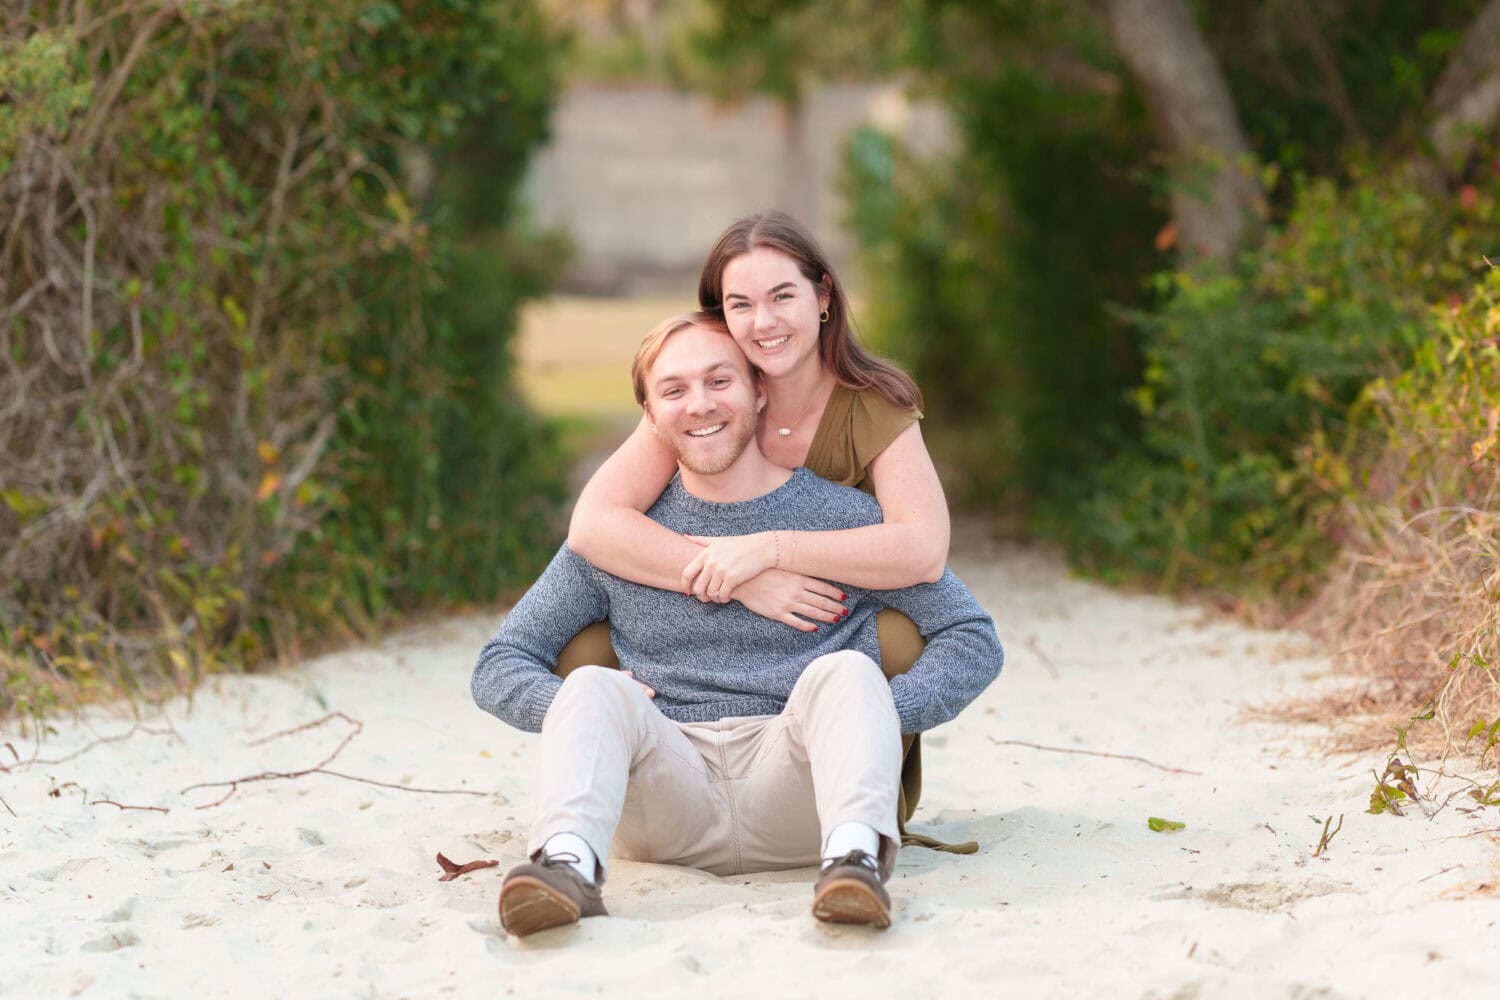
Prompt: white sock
<box><xmin>822</xmin><ymin>821</ymin><xmax>880</xmax><ymax>869</ymax></box>
<box><xmin>541</xmin><ymin>832</ymin><xmax>597</xmax><ymax>883</ymax></box>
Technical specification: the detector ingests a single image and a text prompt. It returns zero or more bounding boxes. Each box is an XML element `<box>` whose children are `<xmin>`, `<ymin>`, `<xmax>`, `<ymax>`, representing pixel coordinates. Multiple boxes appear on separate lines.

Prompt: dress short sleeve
<box><xmin>804</xmin><ymin>385</ymin><xmax>921</xmax><ymax>496</ymax></box>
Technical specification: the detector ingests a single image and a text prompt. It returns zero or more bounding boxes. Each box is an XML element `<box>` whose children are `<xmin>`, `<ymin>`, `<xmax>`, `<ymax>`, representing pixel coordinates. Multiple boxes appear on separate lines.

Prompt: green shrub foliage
<box><xmin>1073</xmin><ymin>164</ymin><xmax>1500</xmax><ymax>592</ymax></box>
<box><xmin>843</xmin><ymin>1</ymin><xmax>1160</xmax><ymax>508</ymax></box>
<box><xmin>840</xmin><ymin>1</ymin><xmax>1499</xmax><ymax>596</ymax></box>
<box><xmin>0</xmin><ymin>1</ymin><xmax>564</xmax><ymax>715</ymax></box>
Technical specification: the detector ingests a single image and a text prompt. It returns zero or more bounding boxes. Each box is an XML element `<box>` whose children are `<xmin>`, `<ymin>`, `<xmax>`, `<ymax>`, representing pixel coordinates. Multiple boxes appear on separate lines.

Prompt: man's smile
<box><xmin>686</xmin><ymin>423</ymin><xmax>727</xmax><ymax>437</ymax></box>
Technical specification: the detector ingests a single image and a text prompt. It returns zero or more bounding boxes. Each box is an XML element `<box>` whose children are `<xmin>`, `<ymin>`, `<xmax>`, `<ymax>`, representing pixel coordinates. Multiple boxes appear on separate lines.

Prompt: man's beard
<box><xmin>669</xmin><ymin>410</ymin><xmax>756</xmax><ymax>476</ymax></box>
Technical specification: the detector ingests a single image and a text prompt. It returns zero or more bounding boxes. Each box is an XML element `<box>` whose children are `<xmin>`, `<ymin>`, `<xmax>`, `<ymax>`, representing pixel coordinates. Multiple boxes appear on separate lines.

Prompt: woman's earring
<box><xmin>820</xmin><ymin>309</ymin><xmax>830</xmax><ymax>324</ymax></box>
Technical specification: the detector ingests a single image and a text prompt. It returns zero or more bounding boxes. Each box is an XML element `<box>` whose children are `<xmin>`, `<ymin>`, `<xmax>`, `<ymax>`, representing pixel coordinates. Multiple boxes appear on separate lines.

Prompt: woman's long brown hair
<box><xmin>698</xmin><ymin>211</ymin><xmax>923</xmax><ymax>412</ymax></box>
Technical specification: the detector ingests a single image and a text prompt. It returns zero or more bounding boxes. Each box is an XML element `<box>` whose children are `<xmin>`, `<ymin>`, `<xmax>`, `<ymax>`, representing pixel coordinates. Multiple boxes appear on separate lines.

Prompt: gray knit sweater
<box><xmin>471</xmin><ymin>468</ymin><xmax>1003</xmax><ymax>734</ymax></box>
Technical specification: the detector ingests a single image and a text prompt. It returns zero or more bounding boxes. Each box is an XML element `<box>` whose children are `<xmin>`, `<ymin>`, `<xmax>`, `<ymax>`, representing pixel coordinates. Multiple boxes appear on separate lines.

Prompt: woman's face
<box><xmin>719</xmin><ymin>246</ymin><xmax>830</xmax><ymax>381</ymax></box>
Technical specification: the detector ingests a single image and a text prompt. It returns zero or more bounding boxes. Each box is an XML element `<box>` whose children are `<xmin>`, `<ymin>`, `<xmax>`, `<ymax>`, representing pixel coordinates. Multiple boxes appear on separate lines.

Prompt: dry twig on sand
<box><xmin>90</xmin><ymin>799</ymin><xmax>169</xmax><ymax>814</ymax></box>
<box><xmin>987</xmin><ymin>736</ymin><xmax>1203</xmax><ymax>775</ymax></box>
<box><xmin>180</xmin><ymin>712</ymin><xmax>485</xmax><ymax>808</ymax></box>
<box><xmin>1023</xmin><ymin>634</ymin><xmax>1061</xmax><ymax>680</ymax></box>
<box><xmin>24</xmin><ymin>723</ymin><xmax>177</xmax><ymax>768</ymax></box>
<box><xmin>0</xmin><ymin>736</ymin><xmax>40</xmax><ymax>774</ymax></box>
<box><xmin>1313</xmin><ymin>814</ymin><xmax>1343</xmax><ymax>857</ymax></box>
<box><xmin>1419</xmin><ymin>863</ymin><xmax>1464</xmax><ymax>883</ymax></box>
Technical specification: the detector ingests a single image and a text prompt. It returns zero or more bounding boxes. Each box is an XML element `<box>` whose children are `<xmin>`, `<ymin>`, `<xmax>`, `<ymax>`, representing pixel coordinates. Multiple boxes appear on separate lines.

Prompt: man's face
<box><xmin>644</xmin><ymin>324</ymin><xmax>764</xmax><ymax>476</ymax></box>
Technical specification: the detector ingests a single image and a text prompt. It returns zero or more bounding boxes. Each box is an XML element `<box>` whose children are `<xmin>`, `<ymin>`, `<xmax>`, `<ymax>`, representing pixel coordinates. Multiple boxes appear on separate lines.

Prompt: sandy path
<box><xmin>3</xmin><ymin>539</ymin><xmax>1499</xmax><ymax>999</ymax></box>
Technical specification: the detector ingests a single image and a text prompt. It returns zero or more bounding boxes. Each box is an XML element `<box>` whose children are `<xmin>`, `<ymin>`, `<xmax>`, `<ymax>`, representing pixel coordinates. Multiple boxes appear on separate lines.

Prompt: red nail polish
<box><xmin>812</xmin><ymin>626</ymin><xmax>819</xmax><ymax>632</ymax></box>
<box><xmin>839</xmin><ymin>591</ymin><xmax>846</xmax><ymax>601</ymax></box>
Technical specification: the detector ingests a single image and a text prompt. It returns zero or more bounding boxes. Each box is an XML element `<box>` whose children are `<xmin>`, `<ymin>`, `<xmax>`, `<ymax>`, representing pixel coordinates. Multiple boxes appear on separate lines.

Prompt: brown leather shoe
<box><xmin>812</xmin><ymin>850</ymin><xmax>891</xmax><ymax>929</ymax></box>
<box><xmin>498</xmin><ymin>853</ymin><xmax>608</xmax><ymax>937</ymax></box>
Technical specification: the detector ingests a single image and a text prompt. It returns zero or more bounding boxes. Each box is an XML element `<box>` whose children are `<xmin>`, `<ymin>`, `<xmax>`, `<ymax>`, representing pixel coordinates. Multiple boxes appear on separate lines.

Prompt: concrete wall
<box><xmin>524</xmin><ymin>83</ymin><xmax>953</xmax><ymax>295</ymax></box>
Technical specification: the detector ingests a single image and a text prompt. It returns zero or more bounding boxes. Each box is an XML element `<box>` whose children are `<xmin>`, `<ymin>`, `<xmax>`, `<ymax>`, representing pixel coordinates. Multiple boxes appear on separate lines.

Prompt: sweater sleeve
<box><xmin>875</xmin><ymin>570</ymin><xmax>1004</xmax><ymax>734</ymax></box>
<box><xmin>470</xmin><ymin>546</ymin><xmax>610</xmax><ymax>733</ymax></box>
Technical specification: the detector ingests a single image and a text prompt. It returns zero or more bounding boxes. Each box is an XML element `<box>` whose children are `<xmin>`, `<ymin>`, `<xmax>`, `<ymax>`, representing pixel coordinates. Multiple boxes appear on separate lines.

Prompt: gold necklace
<box><xmin>771</xmin><ymin>377</ymin><xmax>829</xmax><ymax>437</ymax></box>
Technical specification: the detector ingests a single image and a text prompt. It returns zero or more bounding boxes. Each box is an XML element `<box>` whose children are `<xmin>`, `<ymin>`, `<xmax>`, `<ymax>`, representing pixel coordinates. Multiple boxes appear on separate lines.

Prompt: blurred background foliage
<box><xmin>545</xmin><ymin>0</ymin><xmax>1500</xmax><ymax>739</ymax></box>
<box><xmin>826</xmin><ymin>0</ymin><xmax>1499</xmax><ymax>599</ymax></box>
<box><xmin>6</xmin><ymin>0</ymin><xmax>1500</xmax><ymax>735</ymax></box>
<box><xmin>668</xmin><ymin>0</ymin><xmax>1500</xmax><ymax>599</ymax></box>
<box><xmin>0</xmin><ymin>0</ymin><xmax>567</xmax><ymax>717</ymax></box>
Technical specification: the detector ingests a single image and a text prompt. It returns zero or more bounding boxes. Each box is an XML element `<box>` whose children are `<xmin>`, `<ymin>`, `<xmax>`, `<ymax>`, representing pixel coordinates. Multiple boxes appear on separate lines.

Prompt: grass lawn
<box><xmin>515</xmin><ymin>295</ymin><xmax>693</xmax><ymax>420</ymax></box>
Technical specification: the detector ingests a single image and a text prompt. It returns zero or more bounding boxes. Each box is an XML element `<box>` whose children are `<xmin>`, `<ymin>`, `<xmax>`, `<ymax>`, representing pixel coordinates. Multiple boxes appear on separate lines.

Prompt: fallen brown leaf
<box><xmin>436</xmin><ymin>851</ymin><xmax>499</xmax><ymax>882</ymax></box>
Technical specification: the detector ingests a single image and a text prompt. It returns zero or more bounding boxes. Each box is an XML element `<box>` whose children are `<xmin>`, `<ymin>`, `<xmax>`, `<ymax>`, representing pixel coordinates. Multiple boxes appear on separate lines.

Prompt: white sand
<box><xmin>4</xmin><ymin>542</ymin><xmax>1499</xmax><ymax>999</ymax></box>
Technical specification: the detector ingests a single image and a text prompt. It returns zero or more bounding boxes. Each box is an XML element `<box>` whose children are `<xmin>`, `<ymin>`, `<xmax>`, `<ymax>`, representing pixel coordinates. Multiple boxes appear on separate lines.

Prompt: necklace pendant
<box><xmin>777</xmin><ymin>427</ymin><xmax>792</xmax><ymax>437</ymax></box>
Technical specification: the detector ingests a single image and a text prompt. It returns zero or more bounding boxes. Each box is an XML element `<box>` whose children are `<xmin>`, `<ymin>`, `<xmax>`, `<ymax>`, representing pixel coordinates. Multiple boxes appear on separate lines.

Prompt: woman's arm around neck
<box><xmin>566</xmin><ymin>416</ymin><xmax>701</xmax><ymax>591</ymax></box>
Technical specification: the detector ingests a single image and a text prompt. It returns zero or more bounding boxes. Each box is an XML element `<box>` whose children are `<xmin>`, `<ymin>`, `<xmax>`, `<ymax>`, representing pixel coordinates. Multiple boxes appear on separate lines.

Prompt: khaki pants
<box><xmin>527</xmin><ymin>650</ymin><xmax>902</xmax><ymax>882</ymax></box>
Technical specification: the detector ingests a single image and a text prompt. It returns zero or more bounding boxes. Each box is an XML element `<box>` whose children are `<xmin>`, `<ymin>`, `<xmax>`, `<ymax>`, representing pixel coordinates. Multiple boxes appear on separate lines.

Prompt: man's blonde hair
<box><xmin>630</xmin><ymin>311</ymin><xmax>741</xmax><ymax>407</ymax></box>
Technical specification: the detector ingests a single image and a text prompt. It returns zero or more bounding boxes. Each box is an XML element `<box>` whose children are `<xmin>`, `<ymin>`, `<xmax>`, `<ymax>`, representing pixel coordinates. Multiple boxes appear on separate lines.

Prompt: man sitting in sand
<box><xmin>470</xmin><ymin>313</ymin><xmax>1003</xmax><ymax>936</ymax></box>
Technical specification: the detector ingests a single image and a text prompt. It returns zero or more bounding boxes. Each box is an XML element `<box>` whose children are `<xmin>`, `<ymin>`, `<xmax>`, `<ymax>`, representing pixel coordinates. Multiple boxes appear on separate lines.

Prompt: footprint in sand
<box><xmin>98</xmin><ymin>898</ymin><xmax>134</xmax><ymax>923</ymax></box>
<box><xmin>1160</xmin><ymin>880</ymin><xmax>1355</xmax><ymax>912</ymax></box>
<box><xmin>357</xmin><ymin>885</ymin><xmax>415</xmax><ymax>909</ymax></box>
<box><xmin>132</xmin><ymin>837</ymin><xmax>197</xmax><ymax>856</ymax></box>
<box><xmin>80</xmin><ymin>929</ymin><xmax>140</xmax><ymax>953</ymax></box>
<box><xmin>29</xmin><ymin>857</ymin><xmax>105</xmax><ymax>883</ymax></box>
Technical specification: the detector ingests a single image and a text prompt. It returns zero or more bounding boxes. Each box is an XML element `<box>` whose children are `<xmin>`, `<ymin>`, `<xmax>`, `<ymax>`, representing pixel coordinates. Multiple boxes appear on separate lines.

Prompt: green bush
<box><xmin>0</xmin><ymin>1</ymin><xmax>564</xmax><ymax>718</ymax></box>
<box><xmin>837</xmin><ymin>0</ymin><xmax>1491</xmax><ymax>597</ymax></box>
<box><xmin>843</xmin><ymin>27</ymin><xmax>1160</xmax><ymax>508</ymax></box>
<box><xmin>1072</xmin><ymin>164</ymin><xmax>1500</xmax><ymax>593</ymax></box>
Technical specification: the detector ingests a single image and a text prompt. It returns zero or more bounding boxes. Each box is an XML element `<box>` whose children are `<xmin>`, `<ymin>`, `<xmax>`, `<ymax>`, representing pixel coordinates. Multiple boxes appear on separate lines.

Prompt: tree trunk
<box><xmin>1102</xmin><ymin>0</ymin><xmax>1260</xmax><ymax>262</ymax></box>
<box><xmin>1423</xmin><ymin>0</ymin><xmax>1500</xmax><ymax>178</ymax></box>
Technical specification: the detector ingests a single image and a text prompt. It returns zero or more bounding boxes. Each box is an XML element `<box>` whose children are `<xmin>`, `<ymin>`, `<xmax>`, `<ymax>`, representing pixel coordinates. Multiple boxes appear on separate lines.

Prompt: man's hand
<box><xmin>730</xmin><ymin>569</ymin><xmax>846</xmax><ymax>632</ymax></box>
<box><xmin>621</xmin><ymin>670</ymin><xmax>655</xmax><ymax>698</ymax></box>
<box><xmin>681</xmin><ymin>532</ymin><xmax>775</xmax><ymax>603</ymax></box>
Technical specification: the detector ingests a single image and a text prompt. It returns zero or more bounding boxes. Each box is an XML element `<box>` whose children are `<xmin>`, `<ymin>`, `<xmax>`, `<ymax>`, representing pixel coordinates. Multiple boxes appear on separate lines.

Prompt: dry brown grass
<box><xmin>1286</xmin><ymin>281</ymin><xmax>1500</xmax><ymax>764</ymax></box>
<box><xmin>1292</xmin><ymin>479</ymin><xmax>1500</xmax><ymax>758</ymax></box>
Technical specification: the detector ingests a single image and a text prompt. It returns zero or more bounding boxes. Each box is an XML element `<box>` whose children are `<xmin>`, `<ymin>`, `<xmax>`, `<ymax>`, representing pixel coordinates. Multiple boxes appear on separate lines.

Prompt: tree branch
<box><xmin>1423</xmin><ymin>0</ymin><xmax>1500</xmax><ymax>179</ymax></box>
<box><xmin>1102</xmin><ymin>0</ymin><xmax>1261</xmax><ymax>261</ymax></box>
